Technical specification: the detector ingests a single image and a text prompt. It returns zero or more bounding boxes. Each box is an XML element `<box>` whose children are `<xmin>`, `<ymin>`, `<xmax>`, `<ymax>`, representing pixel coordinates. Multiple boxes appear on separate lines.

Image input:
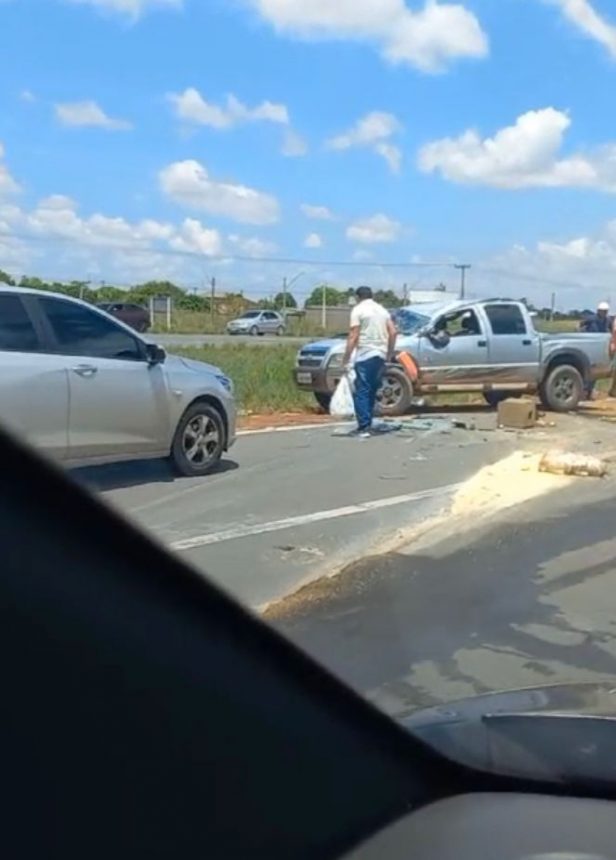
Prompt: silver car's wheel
<box><xmin>171</xmin><ymin>403</ymin><xmax>225</xmax><ymax>477</ymax></box>
<box><xmin>250</xmin><ymin>325</ymin><xmax>259</xmax><ymax>336</ymax></box>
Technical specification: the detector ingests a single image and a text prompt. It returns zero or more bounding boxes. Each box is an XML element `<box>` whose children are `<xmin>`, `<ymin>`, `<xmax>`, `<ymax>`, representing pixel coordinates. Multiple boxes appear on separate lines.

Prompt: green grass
<box><xmin>175</xmin><ymin>344</ymin><xmax>314</xmax><ymax>413</ymax></box>
<box><xmin>535</xmin><ymin>319</ymin><xmax>579</xmax><ymax>333</ymax></box>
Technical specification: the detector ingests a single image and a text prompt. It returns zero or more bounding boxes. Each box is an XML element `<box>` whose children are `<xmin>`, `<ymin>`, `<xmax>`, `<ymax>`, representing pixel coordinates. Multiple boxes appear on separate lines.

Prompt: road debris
<box><xmin>453</xmin><ymin>419</ymin><xmax>477</xmax><ymax>431</ymax></box>
<box><xmin>497</xmin><ymin>398</ymin><xmax>537</xmax><ymax>430</ymax></box>
<box><xmin>539</xmin><ymin>451</ymin><xmax>608</xmax><ymax>478</ymax></box>
<box><xmin>451</xmin><ymin>451</ymin><xmax>573</xmax><ymax>519</ymax></box>
<box><xmin>408</xmin><ymin>417</ymin><xmax>453</xmax><ymax>433</ymax></box>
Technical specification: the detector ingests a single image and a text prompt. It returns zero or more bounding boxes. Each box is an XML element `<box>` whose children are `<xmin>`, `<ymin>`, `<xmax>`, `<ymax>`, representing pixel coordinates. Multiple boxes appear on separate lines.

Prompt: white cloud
<box><xmin>169</xmin><ymin>219</ymin><xmax>223</xmax><ymax>257</ymax></box>
<box><xmin>477</xmin><ymin>219</ymin><xmax>616</xmax><ymax>308</ymax></box>
<box><xmin>375</xmin><ymin>141</ymin><xmax>403</xmax><ymax>173</ymax></box>
<box><xmin>327</xmin><ymin>111</ymin><xmax>403</xmax><ymax>173</ymax></box>
<box><xmin>326</xmin><ymin>111</ymin><xmax>402</xmax><ymax>173</ymax></box>
<box><xmin>169</xmin><ymin>87</ymin><xmax>289</xmax><ymax>129</ymax></box>
<box><xmin>20</xmin><ymin>90</ymin><xmax>37</xmax><ymax>103</ymax></box>
<box><xmin>21</xmin><ymin>195</ymin><xmax>175</xmax><ymax>249</ymax></box>
<box><xmin>0</xmin><ymin>144</ymin><xmax>21</xmax><ymax>196</ymax></box>
<box><xmin>304</xmin><ymin>232</ymin><xmax>323</xmax><ymax>248</ymax></box>
<box><xmin>0</xmin><ymin>149</ymin><xmax>279</xmax><ymax>278</ymax></box>
<box><xmin>281</xmin><ymin>128</ymin><xmax>308</xmax><ymax>156</ymax></box>
<box><xmin>227</xmin><ymin>234</ymin><xmax>278</xmax><ymax>257</ymax></box>
<box><xmin>159</xmin><ymin>159</ymin><xmax>280</xmax><ymax>225</ymax></box>
<box><xmin>301</xmin><ymin>203</ymin><xmax>336</xmax><ymax>220</ymax></box>
<box><xmin>328</xmin><ymin>111</ymin><xmax>401</xmax><ymax>148</ymax></box>
<box><xmin>418</xmin><ymin>107</ymin><xmax>616</xmax><ymax>191</ymax></box>
<box><xmin>246</xmin><ymin>0</ymin><xmax>489</xmax><ymax>73</ymax></box>
<box><xmin>64</xmin><ymin>0</ymin><xmax>181</xmax><ymax>19</ymax></box>
<box><xmin>55</xmin><ymin>100</ymin><xmax>132</xmax><ymax>131</ymax></box>
<box><xmin>169</xmin><ymin>88</ymin><xmax>301</xmax><ymax>158</ymax></box>
<box><xmin>547</xmin><ymin>0</ymin><xmax>616</xmax><ymax>59</ymax></box>
<box><xmin>346</xmin><ymin>213</ymin><xmax>402</xmax><ymax>244</ymax></box>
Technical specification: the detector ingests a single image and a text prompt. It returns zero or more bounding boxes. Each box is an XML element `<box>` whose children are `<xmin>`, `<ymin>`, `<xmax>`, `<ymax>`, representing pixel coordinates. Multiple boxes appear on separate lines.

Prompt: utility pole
<box><xmin>454</xmin><ymin>264</ymin><xmax>471</xmax><ymax>300</ymax></box>
<box><xmin>210</xmin><ymin>276</ymin><xmax>216</xmax><ymax>324</ymax></box>
<box><xmin>402</xmin><ymin>283</ymin><xmax>409</xmax><ymax>303</ymax></box>
<box><xmin>282</xmin><ymin>276</ymin><xmax>287</xmax><ymax>314</ymax></box>
<box><xmin>550</xmin><ymin>291</ymin><xmax>556</xmax><ymax>322</ymax></box>
<box><xmin>321</xmin><ymin>283</ymin><xmax>327</xmax><ymax>330</ymax></box>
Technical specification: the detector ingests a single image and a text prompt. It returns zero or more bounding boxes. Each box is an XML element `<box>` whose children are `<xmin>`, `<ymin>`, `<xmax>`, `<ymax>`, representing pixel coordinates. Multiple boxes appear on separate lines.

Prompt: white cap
<box><xmin>598</xmin><ymin>301</ymin><xmax>610</xmax><ymax>311</ymax></box>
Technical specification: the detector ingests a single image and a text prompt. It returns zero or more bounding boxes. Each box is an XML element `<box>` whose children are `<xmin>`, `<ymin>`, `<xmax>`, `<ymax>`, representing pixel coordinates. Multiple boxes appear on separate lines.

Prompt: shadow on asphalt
<box><xmin>71</xmin><ymin>457</ymin><xmax>239</xmax><ymax>492</ymax></box>
<box><xmin>411</xmin><ymin>404</ymin><xmax>495</xmax><ymax>415</ymax></box>
<box><xmin>267</xmin><ymin>492</ymin><xmax>616</xmax><ymax>713</ymax></box>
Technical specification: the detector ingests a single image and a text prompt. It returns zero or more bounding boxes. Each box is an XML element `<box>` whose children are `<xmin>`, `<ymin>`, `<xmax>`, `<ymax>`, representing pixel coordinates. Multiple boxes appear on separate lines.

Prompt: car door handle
<box><xmin>71</xmin><ymin>364</ymin><xmax>98</xmax><ymax>378</ymax></box>
<box><xmin>477</xmin><ymin>339</ymin><xmax>487</xmax><ymax>347</ymax></box>
<box><xmin>522</xmin><ymin>339</ymin><xmax>532</xmax><ymax>346</ymax></box>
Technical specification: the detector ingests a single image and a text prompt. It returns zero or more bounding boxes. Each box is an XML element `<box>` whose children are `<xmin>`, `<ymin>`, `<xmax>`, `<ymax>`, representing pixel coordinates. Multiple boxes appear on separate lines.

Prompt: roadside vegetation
<box><xmin>175</xmin><ymin>344</ymin><xmax>314</xmax><ymax>414</ymax></box>
<box><xmin>0</xmin><ymin>270</ymin><xmax>587</xmax><ymax>337</ymax></box>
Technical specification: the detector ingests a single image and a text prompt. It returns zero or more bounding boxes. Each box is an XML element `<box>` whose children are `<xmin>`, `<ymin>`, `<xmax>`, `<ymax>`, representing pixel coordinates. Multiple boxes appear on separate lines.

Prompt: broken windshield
<box><xmin>392</xmin><ymin>309</ymin><xmax>430</xmax><ymax>335</ymax></box>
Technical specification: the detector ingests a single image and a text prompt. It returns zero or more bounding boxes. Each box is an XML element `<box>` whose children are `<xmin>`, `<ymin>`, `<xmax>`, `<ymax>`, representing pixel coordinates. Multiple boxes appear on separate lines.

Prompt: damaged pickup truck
<box><xmin>294</xmin><ymin>298</ymin><xmax>612</xmax><ymax>415</ymax></box>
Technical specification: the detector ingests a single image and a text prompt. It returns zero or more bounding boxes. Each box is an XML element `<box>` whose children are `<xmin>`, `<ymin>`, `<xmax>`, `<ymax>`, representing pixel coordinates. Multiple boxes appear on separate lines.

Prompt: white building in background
<box><xmin>406</xmin><ymin>289</ymin><xmax>450</xmax><ymax>304</ymax></box>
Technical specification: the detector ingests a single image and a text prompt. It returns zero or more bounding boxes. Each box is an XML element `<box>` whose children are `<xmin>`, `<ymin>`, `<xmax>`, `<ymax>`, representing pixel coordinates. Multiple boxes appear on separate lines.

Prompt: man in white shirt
<box><xmin>342</xmin><ymin>286</ymin><xmax>397</xmax><ymax>436</ymax></box>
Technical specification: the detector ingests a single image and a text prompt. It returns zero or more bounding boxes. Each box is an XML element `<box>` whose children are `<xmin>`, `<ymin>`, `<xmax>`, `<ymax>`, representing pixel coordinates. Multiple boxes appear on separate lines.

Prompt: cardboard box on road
<box><xmin>497</xmin><ymin>398</ymin><xmax>537</xmax><ymax>430</ymax></box>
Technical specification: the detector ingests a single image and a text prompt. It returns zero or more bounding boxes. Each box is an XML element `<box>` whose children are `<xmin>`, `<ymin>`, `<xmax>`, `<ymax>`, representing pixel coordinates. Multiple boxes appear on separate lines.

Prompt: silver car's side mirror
<box><xmin>145</xmin><ymin>343</ymin><xmax>167</xmax><ymax>365</ymax></box>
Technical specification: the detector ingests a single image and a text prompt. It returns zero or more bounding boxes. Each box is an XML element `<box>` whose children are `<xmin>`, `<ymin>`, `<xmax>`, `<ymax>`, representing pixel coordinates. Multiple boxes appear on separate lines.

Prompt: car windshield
<box><xmin>391</xmin><ymin>309</ymin><xmax>430</xmax><ymax>335</ymax></box>
<box><xmin>3</xmin><ymin>0</ymin><xmax>616</xmax><ymax>785</ymax></box>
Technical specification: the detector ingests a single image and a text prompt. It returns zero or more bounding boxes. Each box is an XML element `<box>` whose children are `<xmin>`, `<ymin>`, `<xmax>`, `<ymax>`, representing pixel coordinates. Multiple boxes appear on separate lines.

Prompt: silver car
<box><xmin>0</xmin><ymin>287</ymin><xmax>236</xmax><ymax>476</ymax></box>
<box><xmin>226</xmin><ymin>310</ymin><xmax>285</xmax><ymax>336</ymax></box>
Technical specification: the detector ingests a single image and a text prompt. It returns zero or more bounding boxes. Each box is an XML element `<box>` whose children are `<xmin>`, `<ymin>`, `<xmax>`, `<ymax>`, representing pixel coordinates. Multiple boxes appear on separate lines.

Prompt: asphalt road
<box><xmin>270</xmin><ymin>474</ymin><xmax>616</xmax><ymax>720</ymax></box>
<box><xmin>73</xmin><ymin>412</ymin><xmax>516</xmax><ymax>609</ymax></box>
<box><xmin>154</xmin><ymin>333</ymin><xmax>311</xmax><ymax>348</ymax></box>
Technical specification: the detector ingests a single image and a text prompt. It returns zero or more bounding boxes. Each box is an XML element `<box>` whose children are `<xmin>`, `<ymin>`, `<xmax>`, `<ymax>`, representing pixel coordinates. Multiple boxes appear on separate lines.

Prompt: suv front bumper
<box><xmin>293</xmin><ymin>367</ymin><xmax>341</xmax><ymax>394</ymax></box>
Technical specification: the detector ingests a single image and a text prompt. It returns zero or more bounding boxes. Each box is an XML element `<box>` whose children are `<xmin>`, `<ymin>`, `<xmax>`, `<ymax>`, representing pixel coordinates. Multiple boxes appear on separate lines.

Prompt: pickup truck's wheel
<box><xmin>314</xmin><ymin>392</ymin><xmax>332</xmax><ymax>412</ymax></box>
<box><xmin>540</xmin><ymin>364</ymin><xmax>584</xmax><ymax>413</ymax></box>
<box><xmin>170</xmin><ymin>402</ymin><xmax>225</xmax><ymax>477</ymax></box>
<box><xmin>376</xmin><ymin>367</ymin><xmax>413</xmax><ymax>416</ymax></box>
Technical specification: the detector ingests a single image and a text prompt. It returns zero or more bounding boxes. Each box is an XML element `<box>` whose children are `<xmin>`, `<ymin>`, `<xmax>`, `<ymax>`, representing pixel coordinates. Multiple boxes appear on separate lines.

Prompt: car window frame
<box><xmin>29</xmin><ymin>294</ymin><xmax>148</xmax><ymax>363</ymax></box>
<box><xmin>432</xmin><ymin>307</ymin><xmax>485</xmax><ymax>337</ymax></box>
<box><xmin>484</xmin><ymin>303</ymin><xmax>528</xmax><ymax>336</ymax></box>
<box><xmin>0</xmin><ymin>292</ymin><xmax>48</xmax><ymax>354</ymax></box>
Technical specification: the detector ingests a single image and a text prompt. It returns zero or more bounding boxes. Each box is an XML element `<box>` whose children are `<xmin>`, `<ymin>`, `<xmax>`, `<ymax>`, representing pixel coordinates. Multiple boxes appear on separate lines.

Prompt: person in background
<box><xmin>580</xmin><ymin>301</ymin><xmax>612</xmax><ymax>333</ymax></box>
<box><xmin>579</xmin><ymin>301</ymin><xmax>613</xmax><ymax>399</ymax></box>
<box><xmin>609</xmin><ymin>319</ymin><xmax>616</xmax><ymax>399</ymax></box>
<box><xmin>342</xmin><ymin>286</ymin><xmax>397</xmax><ymax>437</ymax></box>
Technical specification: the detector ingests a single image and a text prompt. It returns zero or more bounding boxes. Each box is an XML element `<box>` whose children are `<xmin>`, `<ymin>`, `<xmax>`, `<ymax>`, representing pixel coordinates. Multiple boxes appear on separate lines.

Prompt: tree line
<box><xmin>0</xmin><ymin>270</ymin><xmax>407</xmax><ymax>310</ymax></box>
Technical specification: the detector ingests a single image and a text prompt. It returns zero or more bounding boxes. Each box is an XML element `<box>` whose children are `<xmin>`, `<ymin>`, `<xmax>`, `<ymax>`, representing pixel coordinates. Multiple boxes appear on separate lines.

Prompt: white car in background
<box><xmin>226</xmin><ymin>310</ymin><xmax>286</xmax><ymax>336</ymax></box>
<box><xmin>0</xmin><ymin>286</ymin><xmax>236</xmax><ymax>476</ymax></box>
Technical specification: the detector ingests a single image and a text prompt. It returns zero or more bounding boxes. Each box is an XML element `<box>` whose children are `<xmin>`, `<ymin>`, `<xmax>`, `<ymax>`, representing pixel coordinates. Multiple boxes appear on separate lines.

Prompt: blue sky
<box><xmin>1</xmin><ymin>0</ymin><xmax>616</xmax><ymax>308</ymax></box>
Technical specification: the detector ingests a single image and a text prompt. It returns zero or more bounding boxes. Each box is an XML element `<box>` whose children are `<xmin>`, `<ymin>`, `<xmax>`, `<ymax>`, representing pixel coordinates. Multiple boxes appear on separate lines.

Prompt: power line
<box><xmin>0</xmin><ymin>227</ymin><xmax>460</xmax><ymax>270</ymax></box>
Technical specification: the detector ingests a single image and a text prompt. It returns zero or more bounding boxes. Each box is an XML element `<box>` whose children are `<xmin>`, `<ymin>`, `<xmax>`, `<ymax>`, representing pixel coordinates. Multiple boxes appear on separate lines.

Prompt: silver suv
<box><xmin>0</xmin><ymin>287</ymin><xmax>236</xmax><ymax>476</ymax></box>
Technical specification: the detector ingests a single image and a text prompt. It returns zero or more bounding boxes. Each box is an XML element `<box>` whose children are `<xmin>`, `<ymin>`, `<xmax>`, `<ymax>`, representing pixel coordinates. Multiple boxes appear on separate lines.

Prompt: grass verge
<box><xmin>175</xmin><ymin>344</ymin><xmax>314</xmax><ymax>414</ymax></box>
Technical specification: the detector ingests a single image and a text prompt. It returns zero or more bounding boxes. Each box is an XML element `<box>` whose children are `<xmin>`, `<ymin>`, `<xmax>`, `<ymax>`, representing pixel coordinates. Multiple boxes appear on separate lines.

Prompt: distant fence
<box><xmin>303</xmin><ymin>307</ymin><xmax>351</xmax><ymax>332</ymax></box>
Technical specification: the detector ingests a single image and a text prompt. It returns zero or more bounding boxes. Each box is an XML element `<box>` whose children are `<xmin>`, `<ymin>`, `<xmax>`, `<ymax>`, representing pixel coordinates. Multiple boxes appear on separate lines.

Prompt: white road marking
<box><xmin>170</xmin><ymin>482</ymin><xmax>461</xmax><ymax>552</ymax></box>
<box><xmin>238</xmin><ymin>421</ymin><xmax>350</xmax><ymax>437</ymax></box>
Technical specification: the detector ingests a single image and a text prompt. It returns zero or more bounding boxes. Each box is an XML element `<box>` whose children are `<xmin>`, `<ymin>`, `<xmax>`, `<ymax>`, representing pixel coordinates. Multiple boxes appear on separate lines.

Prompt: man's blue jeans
<box><xmin>353</xmin><ymin>356</ymin><xmax>385</xmax><ymax>431</ymax></box>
